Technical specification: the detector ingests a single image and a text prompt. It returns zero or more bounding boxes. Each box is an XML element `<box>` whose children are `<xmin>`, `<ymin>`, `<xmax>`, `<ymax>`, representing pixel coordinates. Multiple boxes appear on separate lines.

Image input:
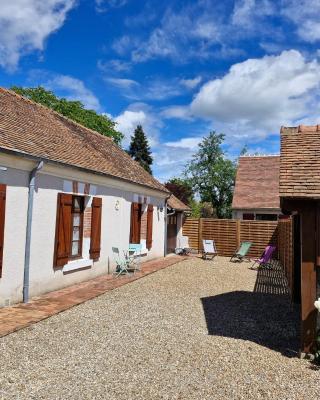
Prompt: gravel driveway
<box><xmin>0</xmin><ymin>257</ymin><xmax>318</xmax><ymax>399</ymax></box>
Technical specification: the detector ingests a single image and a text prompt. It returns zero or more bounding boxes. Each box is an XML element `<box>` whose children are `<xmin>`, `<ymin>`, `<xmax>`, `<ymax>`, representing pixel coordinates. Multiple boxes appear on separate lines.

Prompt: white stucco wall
<box><xmin>232</xmin><ymin>209</ymin><xmax>282</xmax><ymax>220</ymax></box>
<box><xmin>0</xmin><ymin>165</ymin><xmax>29</xmax><ymax>305</ymax></box>
<box><xmin>0</xmin><ymin>153</ymin><xmax>167</xmax><ymax>305</ymax></box>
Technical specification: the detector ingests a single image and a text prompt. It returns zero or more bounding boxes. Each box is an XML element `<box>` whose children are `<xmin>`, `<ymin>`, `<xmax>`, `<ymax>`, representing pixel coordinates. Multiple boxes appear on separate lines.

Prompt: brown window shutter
<box><xmin>90</xmin><ymin>197</ymin><xmax>102</xmax><ymax>260</ymax></box>
<box><xmin>53</xmin><ymin>193</ymin><xmax>72</xmax><ymax>268</ymax></box>
<box><xmin>0</xmin><ymin>184</ymin><xmax>6</xmax><ymax>277</ymax></box>
<box><xmin>130</xmin><ymin>202</ymin><xmax>141</xmax><ymax>244</ymax></box>
<box><xmin>146</xmin><ymin>204</ymin><xmax>154</xmax><ymax>250</ymax></box>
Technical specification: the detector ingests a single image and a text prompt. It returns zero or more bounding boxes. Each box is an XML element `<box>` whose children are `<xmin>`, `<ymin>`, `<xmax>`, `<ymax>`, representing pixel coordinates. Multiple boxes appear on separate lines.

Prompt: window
<box><xmin>54</xmin><ymin>193</ymin><xmax>102</xmax><ymax>268</ymax></box>
<box><xmin>243</xmin><ymin>213</ymin><xmax>254</xmax><ymax>220</ymax></box>
<box><xmin>70</xmin><ymin>196</ymin><xmax>84</xmax><ymax>259</ymax></box>
<box><xmin>130</xmin><ymin>202</ymin><xmax>142</xmax><ymax>244</ymax></box>
<box><xmin>256</xmin><ymin>214</ymin><xmax>278</xmax><ymax>221</ymax></box>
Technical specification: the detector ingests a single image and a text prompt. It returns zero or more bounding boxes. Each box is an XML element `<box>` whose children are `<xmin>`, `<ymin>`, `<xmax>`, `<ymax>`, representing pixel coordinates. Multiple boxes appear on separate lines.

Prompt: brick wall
<box><xmin>141</xmin><ymin>207</ymin><xmax>147</xmax><ymax>240</ymax></box>
<box><xmin>83</xmin><ymin>207</ymin><xmax>92</xmax><ymax>238</ymax></box>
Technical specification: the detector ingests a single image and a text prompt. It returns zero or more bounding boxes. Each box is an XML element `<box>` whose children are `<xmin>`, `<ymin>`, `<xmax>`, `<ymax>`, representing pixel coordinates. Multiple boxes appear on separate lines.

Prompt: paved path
<box><xmin>0</xmin><ymin>257</ymin><xmax>318</xmax><ymax>399</ymax></box>
<box><xmin>0</xmin><ymin>255</ymin><xmax>187</xmax><ymax>337</ymax></box>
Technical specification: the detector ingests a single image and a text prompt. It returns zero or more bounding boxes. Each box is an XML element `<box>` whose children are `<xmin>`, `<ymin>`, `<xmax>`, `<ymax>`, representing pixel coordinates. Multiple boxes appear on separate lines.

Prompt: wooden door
<box><xmin>167</xmin><ymin>214</ymin><xmax>177</xmax><ymax>253</ymax></box>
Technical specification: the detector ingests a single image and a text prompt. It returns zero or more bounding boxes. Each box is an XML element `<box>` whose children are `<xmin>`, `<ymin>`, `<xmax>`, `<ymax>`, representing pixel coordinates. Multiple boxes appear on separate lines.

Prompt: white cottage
<box><xmin>0</xmin><ymin>88</ymin><xmax>169</xmax><ymax>306</ymax></box>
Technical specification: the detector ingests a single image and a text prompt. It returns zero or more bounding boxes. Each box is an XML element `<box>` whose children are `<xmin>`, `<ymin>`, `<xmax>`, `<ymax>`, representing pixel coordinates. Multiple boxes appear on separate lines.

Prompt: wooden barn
<box><xmin>280</xmin><ymin>125</ymin><xmax>320</xmax><ymax>355</ymax></box>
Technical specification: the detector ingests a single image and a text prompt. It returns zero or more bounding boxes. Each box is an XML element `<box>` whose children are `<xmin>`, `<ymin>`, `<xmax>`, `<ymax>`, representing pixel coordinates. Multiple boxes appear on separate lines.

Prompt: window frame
<box><xmin>69</xmin><ymin>195</ymin><xmax>84</xmax><ymax>260</ymax></box>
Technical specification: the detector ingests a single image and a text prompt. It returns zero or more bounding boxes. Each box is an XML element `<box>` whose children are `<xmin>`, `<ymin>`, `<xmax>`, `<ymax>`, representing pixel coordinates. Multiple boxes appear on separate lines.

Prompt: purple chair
<box><xmin>252</xmin><ymin>245</ymin><xmax>276</xmax><ymax>269</ymax></box>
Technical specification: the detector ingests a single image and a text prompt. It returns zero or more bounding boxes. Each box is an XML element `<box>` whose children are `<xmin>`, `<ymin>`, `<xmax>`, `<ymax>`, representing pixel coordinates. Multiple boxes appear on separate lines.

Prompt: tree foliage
<box><xmin>185</xmin><ymin>131</ymin><xmax>236</xmax><ymax>219</ymax></box>
<box><xmin>165</xmin><ymin>177</ymin><xmax>193</xmax><ymax>206</ymax></box>
<box><xmin>11</xmin><ymin>86</ymin><xmax>123</xmax><ymax>144</ymax></box>
<box><xmin>128</xmin><ymin>125</ymin><xmax>153</xmax><ymax>174</ymax></box>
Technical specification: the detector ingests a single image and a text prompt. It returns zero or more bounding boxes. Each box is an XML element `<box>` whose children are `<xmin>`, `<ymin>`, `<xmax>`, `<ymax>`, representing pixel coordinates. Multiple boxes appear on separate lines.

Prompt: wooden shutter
<box><xmin>317</xmin><ymin>202</ymin><xmax>320</xmax><ymax>267</ymax></box>
<box><xmin>53</xmin><ymin>193</ymin><xmax>72</xmax><ymax>267</ymax></box>
<box><xmin>0</xmin><ymin>184</ymin><xmax>6</xmax><ymax>277</ymax></box>
<box><xmin>90</xmin><ymin>197</ymin><xmax>102</xmax><ymax>260</ymax></box>
<box><xmin>130</xmin><ymin>203</ymin><xmax>141</xmax><ymax>244</ymax></box>
<box><xmin>146</xmin><ymin>204</ymin><xmax>154</xmax><ymax>250</ymax></box>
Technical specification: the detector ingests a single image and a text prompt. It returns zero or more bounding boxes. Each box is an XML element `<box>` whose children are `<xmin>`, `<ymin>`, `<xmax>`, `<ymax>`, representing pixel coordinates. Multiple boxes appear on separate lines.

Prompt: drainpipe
<box><xmin>164</xmin><ymin>198</ymin><xmax>169</xmax><ymax>257</ymax></box>
<box><xmin>23</xmin><ymin>161</ymin><xmax>44</xmax><ymax>303</ymax></box>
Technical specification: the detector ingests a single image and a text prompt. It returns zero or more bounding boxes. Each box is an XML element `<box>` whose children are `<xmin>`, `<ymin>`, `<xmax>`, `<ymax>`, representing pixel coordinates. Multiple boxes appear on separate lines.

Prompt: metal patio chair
<box><xmin>202</xmin><ymin>239</ymin><xmax>218</xmax><ymax>260</ymax></box>
<box><xmin>127</xmin><ymin>243</ymin><xmax>142</xmax><ymax>272</ymax></box>
<box><xmin>175</xmin><ymin>235</ymin><xmax>192</xmax><ymax>255</ymax></box>
<box><xmin>230</xmin><ymin>241</ymin><xmax>252</xmax><ymax>262</ymax></box>
<box><xmin>252</xmin><ymin>245</ymin><xmax>276</xmax><ymax>269</ymax></box>
<box><xmin>112</xmin><ymin>247</ymin><xmax>130</xmax><ymax>277</ymax></box>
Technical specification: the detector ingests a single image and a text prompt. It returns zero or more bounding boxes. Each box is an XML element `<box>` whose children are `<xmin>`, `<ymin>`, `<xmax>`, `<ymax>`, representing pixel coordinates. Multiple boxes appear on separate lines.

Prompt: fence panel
<box><xmin>202</xmin><ymin>219</ymin><xmax>238</xmax><ymax>256</ymax></box>
<box><xmin>278</xmin><ymin>218</ymin><xmax>293</xmax><ymax>296</ymax></box>
<box><xmin>182</xmin><ymin>218</ymin><xmax>279</xmax><ymax>258</ymax></box>
<box><xmin>182</xmin><ymin>218</ymin><xmax>199</xmax><ymax>250</ymax></box>
<box><xmin>240</xmin><ymin>220</ymin><xmax>278</xmax><ymax>258</ymax></box>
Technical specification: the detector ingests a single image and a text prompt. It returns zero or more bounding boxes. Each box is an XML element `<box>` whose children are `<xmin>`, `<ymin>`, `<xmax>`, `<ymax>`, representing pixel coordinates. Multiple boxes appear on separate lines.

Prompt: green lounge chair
<box><xmin>230</xmin><ymin>241</ymin><xmax>252</xmax><ymax>262</ymax></box>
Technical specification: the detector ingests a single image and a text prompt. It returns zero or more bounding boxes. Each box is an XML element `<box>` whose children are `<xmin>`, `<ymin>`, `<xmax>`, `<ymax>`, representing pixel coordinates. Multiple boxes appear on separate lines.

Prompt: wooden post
<box><xmin>300</xmin><ymin>205</ymin><xmax>317</xmax><ymax>355</ymax></box>
<box><xmin>236</xmin><ymin>219</ymin><xmax>241</xmax><ymax>249</ymax></box>
<box><xmin>198</xmin><ymin>218</ymin><xmax>203</xmax><ymax>254</ymax></box>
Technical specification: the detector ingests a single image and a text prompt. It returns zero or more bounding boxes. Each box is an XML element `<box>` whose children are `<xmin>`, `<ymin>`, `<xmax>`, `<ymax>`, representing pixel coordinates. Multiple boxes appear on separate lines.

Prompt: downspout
<box><xmin>164</xmin><ymin>197</ymin><xmax>171</xmax><ymax>257</ymax></box>
<box><xmin>23</xmin><ymin>161</ymin><xmax>44</xmax><ymax>303</ymax></box>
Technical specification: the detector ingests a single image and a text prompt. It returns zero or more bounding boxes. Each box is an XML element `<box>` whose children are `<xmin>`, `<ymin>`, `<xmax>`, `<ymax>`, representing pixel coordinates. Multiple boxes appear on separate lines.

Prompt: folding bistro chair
<box><xmin>252</xmin><ymin>245</ymin><xmax>276</xmax><ymax>269</ymax></box>
<box><xmin>202</xmin><ymin>239</ymin><xmax>217</xmax><ymax>260</ymax></box>
<box><xmin>175</xmin><ymin>235</ymin><xmax>192</xmax><ymax>255</ymax></box>
<box><xmin>230</xmin><ymin>241</ymin><xmax>252</xmax><ymax>262</ymax></box>
<box><xmin>127</xmin><ymin>243</ymin><xmax>142</xmax><ymax>272</ymax></box>
<box><xmin>112</xmin><ymin>247</ymin><xmax>130</xmax><ymax>276</ymax></box>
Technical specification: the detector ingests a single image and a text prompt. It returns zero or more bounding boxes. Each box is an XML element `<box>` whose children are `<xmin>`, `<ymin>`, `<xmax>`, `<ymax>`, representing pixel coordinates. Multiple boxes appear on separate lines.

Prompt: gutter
<box><xmin>23</xmin><ymin>161</ymin><xmax>44</xmax><ymax>303</ymax></box>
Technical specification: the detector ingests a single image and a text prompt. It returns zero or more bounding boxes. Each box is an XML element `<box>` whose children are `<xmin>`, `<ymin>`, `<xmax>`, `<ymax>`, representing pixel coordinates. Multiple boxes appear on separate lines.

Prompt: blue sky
<box><xmin>1</xmin><ymin>0</ymin><xmax>320</xmax><ymax>181</ymax></box>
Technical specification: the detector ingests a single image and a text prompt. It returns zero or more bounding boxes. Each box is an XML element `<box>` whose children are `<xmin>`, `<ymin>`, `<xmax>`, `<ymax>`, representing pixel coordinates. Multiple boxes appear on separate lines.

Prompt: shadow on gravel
<box><xmin>201</xmin><ymin>261</ymin><xmax>300</xmax><ymax>357</ymax></box>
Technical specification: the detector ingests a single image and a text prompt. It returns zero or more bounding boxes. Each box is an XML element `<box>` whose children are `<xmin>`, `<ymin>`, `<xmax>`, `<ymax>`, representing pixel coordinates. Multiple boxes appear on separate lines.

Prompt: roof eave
<box><xmin>0</xmin><ymin>146</ymin><xmax>170</xmax><ymax>195</ymax></box>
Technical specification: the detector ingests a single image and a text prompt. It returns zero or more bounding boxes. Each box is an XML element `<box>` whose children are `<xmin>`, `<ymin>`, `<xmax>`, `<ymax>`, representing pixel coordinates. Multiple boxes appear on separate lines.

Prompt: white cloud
<box><xmin>152</xmin><ymin>139</ymin><xmax>201</xmax><ymax>182</ymax></box>
<box><xmin>180</xmin><ymin>76</ymin><xmax>202</xmax><ymax>89</ymax></box>
<box><xmin>95</xmin><ymin>0</ymin><xmax>127</xmax><ymax>13</ymax></box>
<box><xmin>105</xmin><ymin>76</ymin><xmax>184</xmax><ymax>101</ymax></box>
<box><xmin>28</xmin><ymin>70</ymin><xmax>102</xmax><ymax>111</ymax></box>
<box><xmin>112</xmin><ymin>35</ymin><xmax>137</xmax><ymax>56</ymax></box>
<box><xmin>105</xmin><ymin>77</ymin><xmax>139</xmax><ymax>89</ymax></box>
<box><xmin>98</xmin><ymin>59</ymin><xmax>132</xmax><ymax>72</ymax></box>
<box><xmin>114</xmin><ymin>103</ymin><xmax>162</xmax><ymax>147</ymax></box>
<box><xmin>165</xmin><ymin>137</ymin><xmax>202</xmax><ymax>150</ymax></box>
<box><xmin>113</xmin><ymin>102</ymin><xmax>197</xmax><ymax>181</ymax></box>
<box><xmin>0</xmin><ymin>0</ymin><xmax>76</xmax><ymax>71</ymax></box>
<box><xmin>161</xmin><ymin>105</ymin><xmax>192</xmax><ymax>121</ymax></box>
<box><xmin>281</xmin><ymin>0</ymin><xmax>320</xmax><ymax>43</ymax></box>
<box><xmin>115</xmin><ymin>110</ymin><xmax>147</xmax><ymax>146</ymax></box>
<box><xmin>191</xmin><ymin>50</ymin><xmax>320</xmax><ymax>137</ymax></box>
<box><xmin>121</xmin><ymin>4</ymin><xmax>225</xmax><ymax>63</ymax></box>
<box><xmin>232</xmin><ymin>0</ymin><xmax>274</xmax><ymax>27</ymax></box>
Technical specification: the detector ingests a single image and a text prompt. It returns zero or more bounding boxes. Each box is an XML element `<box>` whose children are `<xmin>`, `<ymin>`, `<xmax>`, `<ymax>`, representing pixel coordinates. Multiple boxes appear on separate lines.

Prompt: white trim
<box><xmin>0</xmin><ymin>152</ymin><xmax>168</xmax><ymax>199</ymax></box>
<box><xmin>62</xmin><ymin>258</ymin><xmax>93</xmax><ymax>273</ymax></box>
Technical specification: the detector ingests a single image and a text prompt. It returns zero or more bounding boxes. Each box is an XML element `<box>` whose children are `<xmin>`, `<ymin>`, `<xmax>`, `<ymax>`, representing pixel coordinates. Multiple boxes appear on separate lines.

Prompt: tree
<box><xmin>11</xmin><ymin>86</ymin><xmax>123</xmax><ymax>144</ymax></box>
<box><xmin>185</xmin><ymin>131</ymin><xmax>236</xmax><ymax>219</ymax></box>
<box><xmin>164</xmin><ymin>177</ymin><xmax>193</xmax><ymax>205</ymax></box>
<box><xmin>128</xmin><ymin>125</ymin><xmax>153</xmax><ymax>174</ymax></box>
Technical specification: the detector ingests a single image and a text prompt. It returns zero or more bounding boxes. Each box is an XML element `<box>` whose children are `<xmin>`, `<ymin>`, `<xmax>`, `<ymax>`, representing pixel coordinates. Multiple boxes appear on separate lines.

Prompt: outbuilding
<box><xmin>232</xmin><ymin>155</ymin><xmax>282</xmax><ymax>221</ymax></box>
<box><xmin>280</xmin><ymin>125</ymin><xmax>320</xmax><ymax>355</ymax></box>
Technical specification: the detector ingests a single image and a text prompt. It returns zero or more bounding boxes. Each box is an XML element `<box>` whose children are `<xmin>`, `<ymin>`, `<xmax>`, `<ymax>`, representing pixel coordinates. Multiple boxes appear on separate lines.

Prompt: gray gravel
<box><xmin>0</xmin><ymin>257</ymin><xmax>319</xmax><ymax>400</ymax></box>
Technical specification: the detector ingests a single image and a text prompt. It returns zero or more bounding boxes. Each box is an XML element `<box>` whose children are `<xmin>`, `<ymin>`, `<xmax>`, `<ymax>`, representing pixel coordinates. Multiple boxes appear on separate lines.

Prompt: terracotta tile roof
<box><xmin>232</xmin><ymin>155</ymin><xmax>280</xmax><ymax>210</ymax></box>
<box><xmin>280</xmin><ymin>125</ymin><xmax>320</xmax><ymax>199</ymax></box>
<box><xmin>167</xmin><ymin>194</ymin><xmax>191</xmax><ymax>211</ymax></box>
<box><xmin>0</xmin><ymin>87</ymin><xmax>168</xmax><ymax>193</ymax></box>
